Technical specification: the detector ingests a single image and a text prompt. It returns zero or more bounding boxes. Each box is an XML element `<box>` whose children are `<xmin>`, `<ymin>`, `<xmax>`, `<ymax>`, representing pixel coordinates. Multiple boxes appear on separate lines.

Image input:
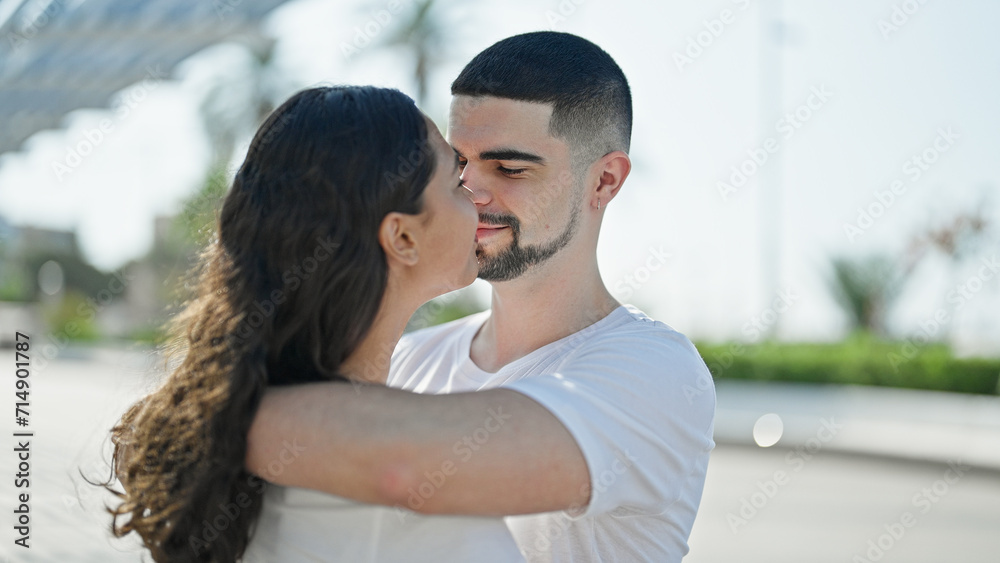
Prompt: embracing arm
<box><xmin>245</xmin><ymin>383</ymin><xmax>590</xmax><ymax>515</ymax></box>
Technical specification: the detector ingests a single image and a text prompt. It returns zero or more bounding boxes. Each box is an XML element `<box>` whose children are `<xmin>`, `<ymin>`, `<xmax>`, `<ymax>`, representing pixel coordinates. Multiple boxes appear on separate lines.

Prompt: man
<box><xmin>247</xmin><ymin>31</ymin><xmax>716</xmax><ymax>561</ymax></box>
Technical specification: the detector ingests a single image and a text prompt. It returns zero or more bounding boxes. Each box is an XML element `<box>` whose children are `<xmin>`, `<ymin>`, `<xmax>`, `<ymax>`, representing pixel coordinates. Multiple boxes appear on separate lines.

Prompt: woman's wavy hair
<box><xmin>98</xmin><ymin>86</ymin><xmax>436</xmax><ymax>562</ymax></box>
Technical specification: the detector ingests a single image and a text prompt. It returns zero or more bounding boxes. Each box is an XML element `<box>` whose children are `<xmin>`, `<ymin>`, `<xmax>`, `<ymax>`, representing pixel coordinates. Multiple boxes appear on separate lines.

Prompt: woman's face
<box><xmin>413</xmin><ymin>116</ymin><xmax>479</xmax><ymax>296</ymax></box>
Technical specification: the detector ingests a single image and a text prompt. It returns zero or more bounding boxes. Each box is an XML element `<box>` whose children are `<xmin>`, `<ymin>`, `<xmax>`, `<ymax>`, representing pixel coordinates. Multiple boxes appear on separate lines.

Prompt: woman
<box><xmin>102</xmin><ymin>86</ymin><xmax>524</xmax><ymax>562</ymax></box>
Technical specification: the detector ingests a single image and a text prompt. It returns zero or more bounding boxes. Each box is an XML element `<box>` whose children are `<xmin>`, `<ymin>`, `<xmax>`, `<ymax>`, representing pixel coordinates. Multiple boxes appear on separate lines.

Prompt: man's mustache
<box><xmin>478</xmin><ymin>212</ymin><xmax>521</xmax><ymax>237</ymax></box>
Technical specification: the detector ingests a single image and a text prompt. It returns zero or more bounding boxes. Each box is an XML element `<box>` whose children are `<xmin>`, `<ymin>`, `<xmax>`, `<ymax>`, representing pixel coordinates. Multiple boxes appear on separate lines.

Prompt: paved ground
<box><xmin>1</xmin><ymin>346</ymin><xmax>998</xmax><ymax>562</ymax></box>
<box><xmin>691</xmin><ymin>379</ymin><xmax>1000</xmax><ymax>562</ymax></box>
<box><xmin>687</xmin><ymin>446</ymin><xmax>1000</xmax><ymax>563</ymax></box>
<box><xmin>1</xmin><ymin>346</ymin><xmax>155</xmax><ymax>562</ymax></box>
<box><xmin>712</xmin><ymin>380</ymin><xmax>1000</xmax><ymax>470</ymax></box>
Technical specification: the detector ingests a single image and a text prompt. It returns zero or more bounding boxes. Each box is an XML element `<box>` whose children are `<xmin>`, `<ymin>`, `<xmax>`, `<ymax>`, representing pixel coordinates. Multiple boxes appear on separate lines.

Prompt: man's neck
<box><xmin>470</xmin><ymin>259</ymin><xmax>619</xmax><ymax>373</ymax></box>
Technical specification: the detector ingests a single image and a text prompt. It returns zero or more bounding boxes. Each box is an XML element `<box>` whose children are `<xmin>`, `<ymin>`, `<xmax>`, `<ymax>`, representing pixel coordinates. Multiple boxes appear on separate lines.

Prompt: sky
<box><xmin>1</xmin><ymin>0</ymin><xmax>998</xmax><ymax>350</ymax></box>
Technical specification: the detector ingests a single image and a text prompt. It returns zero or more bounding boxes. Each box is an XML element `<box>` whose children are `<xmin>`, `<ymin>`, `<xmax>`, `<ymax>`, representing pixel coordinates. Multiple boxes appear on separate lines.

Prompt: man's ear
<box><xmin>378</xmin><ymin>212</ymin><xmax>419</xmax><ymax>267</ymax></box>
<box><xmin>592</xmin><ymin>150</ymin><xmax>631</xmax><ymax>208</ymax></box>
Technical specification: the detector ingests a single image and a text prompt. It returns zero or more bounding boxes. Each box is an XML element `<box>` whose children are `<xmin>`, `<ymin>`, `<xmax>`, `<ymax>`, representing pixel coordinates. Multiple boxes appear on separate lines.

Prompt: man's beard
<box><xmin>476</xmin><ymin>207</ymin><xmax>580</xmax><ymax>282</ymax></box>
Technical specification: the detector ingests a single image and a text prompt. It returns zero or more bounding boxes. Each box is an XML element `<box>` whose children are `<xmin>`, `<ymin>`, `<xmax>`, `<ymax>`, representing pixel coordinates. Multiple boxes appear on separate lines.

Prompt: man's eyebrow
<box><xmin>479</xmin><ymin>149</ymin><xmax>545</xmax><ymax>164</ymax></box>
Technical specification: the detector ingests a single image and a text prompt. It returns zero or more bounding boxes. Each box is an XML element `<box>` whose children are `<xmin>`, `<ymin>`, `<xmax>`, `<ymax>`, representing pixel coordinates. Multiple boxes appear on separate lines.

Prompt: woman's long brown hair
<box><xmin>96</xmin><ymin>86</ymin><xmax>435</xmax><ymax>562</ymax></box>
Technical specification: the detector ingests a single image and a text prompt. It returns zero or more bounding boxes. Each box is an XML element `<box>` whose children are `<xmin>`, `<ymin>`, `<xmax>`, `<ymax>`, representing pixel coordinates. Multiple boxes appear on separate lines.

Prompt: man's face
<box><xmin>448</xmin><ymin>95</ymin><xmax>582</xmax><ymax>282</ymax></box>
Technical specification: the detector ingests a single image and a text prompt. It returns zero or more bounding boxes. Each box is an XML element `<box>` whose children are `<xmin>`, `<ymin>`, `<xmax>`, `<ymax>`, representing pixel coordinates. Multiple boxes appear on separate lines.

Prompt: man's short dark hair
<box><xmin>451</xmin><ymin>31</ymin><xmax>632</xmax><ymax>167</ymax></box>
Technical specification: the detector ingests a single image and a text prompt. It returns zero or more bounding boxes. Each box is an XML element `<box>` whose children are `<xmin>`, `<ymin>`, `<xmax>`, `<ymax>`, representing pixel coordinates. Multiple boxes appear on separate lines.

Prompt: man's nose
<box><xmin>462</xmin><ymin>167</ymin><xmax>492</xmax><ymax>206</ymax></box>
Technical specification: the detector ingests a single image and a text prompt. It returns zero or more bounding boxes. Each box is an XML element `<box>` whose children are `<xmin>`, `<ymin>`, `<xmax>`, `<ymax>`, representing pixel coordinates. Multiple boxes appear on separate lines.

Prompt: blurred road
<box><xmin>687</xmin><ymin>445</ymin><xmax>1000</xmax><ymax>563</ymax></box>
<box><xmin>0</xmin><ymin>347</ymin><xmax>998</xmax><ymax>562</ymax></box>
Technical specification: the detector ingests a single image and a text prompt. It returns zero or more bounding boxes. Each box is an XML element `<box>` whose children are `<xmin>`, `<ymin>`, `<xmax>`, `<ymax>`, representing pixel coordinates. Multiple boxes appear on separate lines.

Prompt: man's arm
<box><xmin>245</xmin><ymin>383</ymin><xmax>590</xmax><ymax>516</ymax></box>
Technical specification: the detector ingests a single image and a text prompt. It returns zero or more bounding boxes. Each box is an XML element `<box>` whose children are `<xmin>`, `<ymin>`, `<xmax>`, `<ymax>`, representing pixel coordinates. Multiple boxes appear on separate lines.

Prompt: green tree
<box><xmin>199</xmin><ymin>39</ymin><xmax>284</xmax><ymax>169</ymax></box>
<box><xmin>827</xmin><ymin>255</ymin><xmax>903</xmax><ymax>336</ymax></box>
<box><xmin>406</xmin><ymin>289</ymin><xmax>485</xmax><ymax>332</ymax></box>
<box><xmin>378</xmin><ymin>0</ymin><xmax>446</xmax><ymax>108</ymax></box>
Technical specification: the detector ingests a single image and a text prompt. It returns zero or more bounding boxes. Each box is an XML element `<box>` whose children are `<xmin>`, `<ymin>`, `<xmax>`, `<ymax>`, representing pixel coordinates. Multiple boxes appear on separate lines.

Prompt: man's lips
<box><xmin>476</xmin><ymin>224</ymin><xmax>508</xmax><ymax>238</ymax></box>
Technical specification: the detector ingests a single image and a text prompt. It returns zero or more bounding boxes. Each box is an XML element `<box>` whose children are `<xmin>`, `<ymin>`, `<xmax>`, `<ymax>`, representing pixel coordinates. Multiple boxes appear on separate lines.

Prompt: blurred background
<box><xmin>0</xmin><ymin>0</ymin><xmax>998</xmax><ymax>561</ymax></box>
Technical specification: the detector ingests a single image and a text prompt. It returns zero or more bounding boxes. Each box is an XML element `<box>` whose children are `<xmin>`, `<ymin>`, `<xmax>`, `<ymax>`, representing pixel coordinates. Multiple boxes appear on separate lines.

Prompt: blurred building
<box><xmin>0</xmin><ymin>0</ymin><xmax>292</xmax><ymax>157</ymax></box>
<box><xmin>0</xmin><ymin>211</ymin><xmax>185</xmax><ymax>343</ymax></box>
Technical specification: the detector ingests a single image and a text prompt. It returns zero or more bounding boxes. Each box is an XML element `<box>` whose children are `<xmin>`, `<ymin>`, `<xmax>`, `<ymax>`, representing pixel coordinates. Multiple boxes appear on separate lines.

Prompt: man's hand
<box><xmin>246</xmin><ymin>383</ymin><xmax>590</xmax><ymax>516</ymax></box>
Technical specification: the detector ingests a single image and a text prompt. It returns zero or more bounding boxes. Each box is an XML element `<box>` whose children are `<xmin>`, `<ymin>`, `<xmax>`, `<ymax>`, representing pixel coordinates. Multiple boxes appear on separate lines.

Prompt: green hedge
<box><xmin>695</xmin><ymin>335</ymin><xmax>1000</xmax><ymax>395</ymax></box>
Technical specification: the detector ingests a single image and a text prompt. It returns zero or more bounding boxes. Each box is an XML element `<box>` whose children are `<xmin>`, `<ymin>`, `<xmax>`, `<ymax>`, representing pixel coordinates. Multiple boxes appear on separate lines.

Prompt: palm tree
<box><xmin>827</xmin><ymin>255</ymin><xmax>903</xmax><ymax>337</ymax></box>
<box><xmin>198</xmin><ymin>38</ymin><xmax>284</xmax><ymax>170</ymax></box>
<box><xmin>377</xmin><ymin>0</ymin><xmax>446</xmax><ymax>109</ymax></box>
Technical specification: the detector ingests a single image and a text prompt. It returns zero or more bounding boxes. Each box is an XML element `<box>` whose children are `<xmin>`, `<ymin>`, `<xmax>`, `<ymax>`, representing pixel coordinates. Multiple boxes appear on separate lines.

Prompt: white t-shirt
<box><xmin>388</xmin><ymin>305</ymin><xmax>716</xmax><ymax>562</ymax></box>
<box><xmin>243</xmin><ymin>480</ymin><xmax>524</xmax><ymax>562</ymax></box>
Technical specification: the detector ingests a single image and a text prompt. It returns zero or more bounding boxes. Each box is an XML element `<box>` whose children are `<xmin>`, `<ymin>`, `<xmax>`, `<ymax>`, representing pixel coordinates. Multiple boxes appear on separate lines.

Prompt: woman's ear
<box><xmin>378</xmin><ymin>212</ymin><xmax>420</xmax><ymax>267</ymax></box>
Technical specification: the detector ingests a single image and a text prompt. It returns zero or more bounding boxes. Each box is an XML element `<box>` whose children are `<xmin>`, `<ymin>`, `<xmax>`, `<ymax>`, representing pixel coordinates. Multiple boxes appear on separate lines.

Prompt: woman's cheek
<box><xmin>462</xmin><ymin>196</ymin><xmax>478</xmax><ymax>231</ymax></box>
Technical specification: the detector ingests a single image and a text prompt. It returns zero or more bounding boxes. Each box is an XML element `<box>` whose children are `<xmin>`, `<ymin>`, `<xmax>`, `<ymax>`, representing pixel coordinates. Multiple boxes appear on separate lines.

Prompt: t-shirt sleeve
<box><xmin>386</xmin><ymin>332</ymin><xmax>417</xmax><ymax>389</ymax></box>
<box><xmin>502</xmin><ymin>326</ymin><xmax>716</xmax><ymax>518</ymax></box>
